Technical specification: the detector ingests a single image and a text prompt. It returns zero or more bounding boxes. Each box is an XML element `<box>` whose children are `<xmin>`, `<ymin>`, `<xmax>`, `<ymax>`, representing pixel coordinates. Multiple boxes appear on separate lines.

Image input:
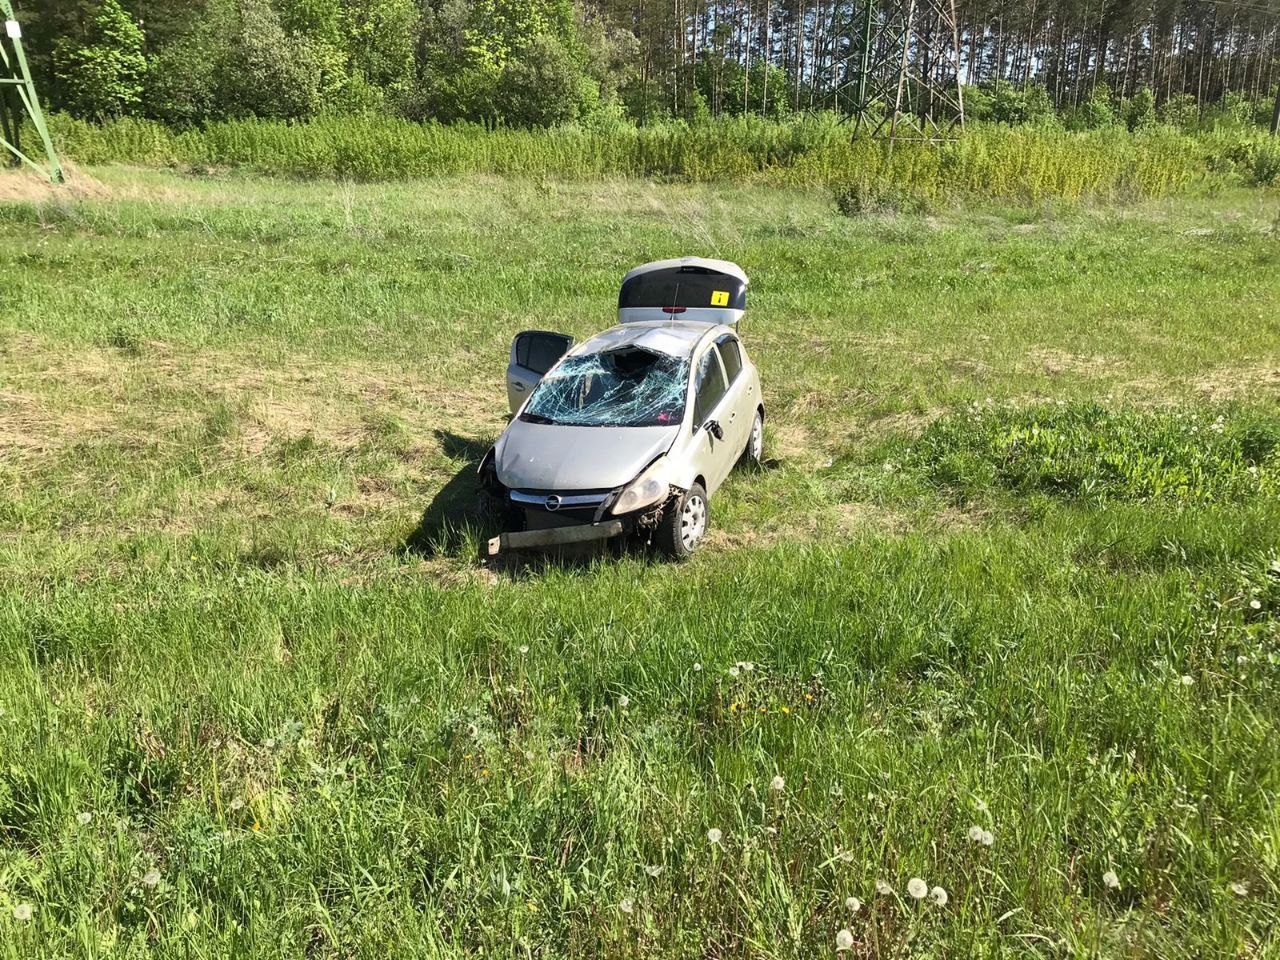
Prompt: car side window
<box><xmin>716</xmin><ymin>336</ymin><xmax>743</xmax><ymax>384</ymax></box>
<box><xmin>515</xmin><ymin>332</ymin><xmax>572</xmax><ymax>376</ymax></box>
<box><xmin>693</xmin><ymin>348</ymin><xmax>728</xmax><ymax>424</ymax></box>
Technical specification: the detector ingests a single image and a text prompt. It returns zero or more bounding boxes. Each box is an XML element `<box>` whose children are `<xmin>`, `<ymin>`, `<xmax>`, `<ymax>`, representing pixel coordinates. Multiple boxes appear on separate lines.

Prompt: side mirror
<box><xmin>703</xmin><ymin>419</ymin><xmax>724</xmax><ymax>441</ymax></box>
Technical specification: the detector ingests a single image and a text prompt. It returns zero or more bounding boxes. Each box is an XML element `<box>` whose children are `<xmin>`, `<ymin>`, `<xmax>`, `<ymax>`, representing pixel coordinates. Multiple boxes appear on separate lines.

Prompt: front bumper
<box><xmin>487</xmin><ymin>520</ymin><xmax>625</xmax><ymax>557</ymax></box>
<box><xmin>483</xmin><ymin>485</ymin><xmax>672</xmax><ymax>557</ymax></box>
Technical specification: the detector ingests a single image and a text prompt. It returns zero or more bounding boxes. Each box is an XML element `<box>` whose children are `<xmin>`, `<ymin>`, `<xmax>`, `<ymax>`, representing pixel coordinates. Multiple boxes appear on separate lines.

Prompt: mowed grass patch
<box><xmin>1</xmin><ymin>172</ymin><xmax>1279</xmax><ymax>956</ymax></box>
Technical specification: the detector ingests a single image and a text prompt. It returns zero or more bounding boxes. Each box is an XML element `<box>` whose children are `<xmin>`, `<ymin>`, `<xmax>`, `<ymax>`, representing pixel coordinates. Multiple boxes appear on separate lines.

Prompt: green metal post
<box><xmin>1</xmin><ymin>0</ymin><xmax>63</xmax><ymax>182</ymax></box>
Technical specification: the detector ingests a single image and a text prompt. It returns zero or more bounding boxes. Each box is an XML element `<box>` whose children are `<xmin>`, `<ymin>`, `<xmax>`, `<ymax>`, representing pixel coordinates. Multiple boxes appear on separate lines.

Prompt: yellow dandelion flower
<box><xmin>781</xmin><ymin>705</ymin><xmax>791</xmax><ymax>715</ymax></box>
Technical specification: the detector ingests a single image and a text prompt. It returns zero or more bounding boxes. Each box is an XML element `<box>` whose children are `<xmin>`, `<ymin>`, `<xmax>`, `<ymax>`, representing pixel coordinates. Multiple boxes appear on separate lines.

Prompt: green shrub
<box><xmin>51</xmin><ymin>0</ymin><xmax>146</xmax><ymax>119</ymax></box>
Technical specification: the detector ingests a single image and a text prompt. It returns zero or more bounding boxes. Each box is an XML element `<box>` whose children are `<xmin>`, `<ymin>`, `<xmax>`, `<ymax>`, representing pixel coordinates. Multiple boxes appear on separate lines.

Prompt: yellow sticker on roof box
<box><xmin>710</xmin><ymin>290</ymin><xmax>730</xmax><ymax>307</ymax></box>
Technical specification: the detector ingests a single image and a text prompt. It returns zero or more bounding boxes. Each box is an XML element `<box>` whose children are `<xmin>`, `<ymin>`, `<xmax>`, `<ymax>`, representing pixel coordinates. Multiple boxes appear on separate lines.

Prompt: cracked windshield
<box><xmin>520</xmin><ymin>349</ymin><xmax>690</xmax><ymax>427</ymax></box>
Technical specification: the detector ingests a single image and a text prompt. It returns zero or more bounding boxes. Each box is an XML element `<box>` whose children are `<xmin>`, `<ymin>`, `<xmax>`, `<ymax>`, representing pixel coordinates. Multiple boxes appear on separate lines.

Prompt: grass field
<box><xmin>1</xmin><ymin>167</ymin><xmax>1279</xmax><ymax>957</ymax></box>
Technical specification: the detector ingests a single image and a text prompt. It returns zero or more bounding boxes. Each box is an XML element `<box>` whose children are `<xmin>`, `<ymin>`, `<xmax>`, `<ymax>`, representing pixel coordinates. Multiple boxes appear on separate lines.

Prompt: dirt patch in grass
<box><xmin>0</xmin><ymin>162</ymin><xmax>108</xmax><ymax>204</ymax></box>
<box><xmin>1192</xmin><ymin>361</ymin><xmax>1280</xmax><ymax>401</ymax></box>
<box><xmin>1031</xmin><ymin>348</ymin><xmax>1130</xmax><ymax>378</ymax></box>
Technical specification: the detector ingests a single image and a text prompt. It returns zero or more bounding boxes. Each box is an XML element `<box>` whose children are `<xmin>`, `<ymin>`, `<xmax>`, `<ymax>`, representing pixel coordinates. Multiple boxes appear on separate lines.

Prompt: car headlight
<box><xmin>611</xmin><ymin>458</ymin><xmax>671</xmax><ymax>515</ymax></box>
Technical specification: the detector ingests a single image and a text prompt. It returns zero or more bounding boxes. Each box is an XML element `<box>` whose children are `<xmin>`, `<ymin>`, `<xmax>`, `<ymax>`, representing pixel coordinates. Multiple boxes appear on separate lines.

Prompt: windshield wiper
<box><xmin>520</xmin><ymin>412</ymin><xmax>558</xmax><ymax>425</ymax></box>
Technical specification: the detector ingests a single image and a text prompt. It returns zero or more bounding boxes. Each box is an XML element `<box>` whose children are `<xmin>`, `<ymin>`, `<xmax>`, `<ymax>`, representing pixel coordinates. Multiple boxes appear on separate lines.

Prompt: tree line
<box><xmin>8</xmin><ymin>0</ymin><xmax>1280</xmax><ymax>130</ymax></box>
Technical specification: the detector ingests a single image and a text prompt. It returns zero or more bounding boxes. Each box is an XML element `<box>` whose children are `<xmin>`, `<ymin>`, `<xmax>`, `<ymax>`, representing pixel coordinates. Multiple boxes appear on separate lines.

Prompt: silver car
<box><xmin>480</xmin><ymin>258</ymin><xmax>764</xmax><ymax>559</ymax></box>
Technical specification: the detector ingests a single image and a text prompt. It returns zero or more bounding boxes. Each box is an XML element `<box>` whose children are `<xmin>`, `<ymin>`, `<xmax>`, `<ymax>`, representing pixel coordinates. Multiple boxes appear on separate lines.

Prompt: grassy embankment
<box><xmin>43</xmin><ymin>112</ymin><xmax>1280</xmax><ymax>198</ymax></box>
<box><xmin>0</xmin><ymin>169</ymin><xmax>1278</xmax><ymax>957</ymax></box>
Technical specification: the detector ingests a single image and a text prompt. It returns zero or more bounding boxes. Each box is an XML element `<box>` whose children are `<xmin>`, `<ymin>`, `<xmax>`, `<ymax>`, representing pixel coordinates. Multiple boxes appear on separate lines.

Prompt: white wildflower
<box><xmin>1180</xmin><ymin>675</ymin><xmax>1195</xmax><ymax>686</ymax></box>
<box><xmin>875</xmin><ymin>879</ymin><xmax>893</xmax><ymax>896</ymax></box>
<box><xmin>844</xmin><ymin>896</ymin><xmax>862</xmax><ymax>913</ymax></box>
<box><xmin>930</xmin><ymin>886</ymin><xmax>948</xmax><ymax>906</ymax></box>
<box><xmin>13</xmin><ymin>903</ymin><xmax>33</xmax><ymax>922</ymax></box>
<box><xmin>76</xmin><ymin>812</ymin><xmax>93</xmax><ymax>826</ymax></box>
<box><xmin>1249</xmin><ymin>599</ymin><xmax>1261</xmax><ymax>610</ymax></box>
<box><xmin>707</xmin><ymin>827</ymin><xmax>722</xmax><ymax>845</ymax></box>
<box><xmin>1103</xmin><ymin>870</ymin><xmax>1120</xmax><ymax>889</ymax></box>
<box><xmin>519</xmin><ymin>644</ymin><xmax>529</xmax><ymax>654</ymax></box>
<box><xmin>619</xmin><ymin>897</ymin><xmax>634</xmax><ymax>915</ymax></box>
<box><xmin>693</xmin><ymin>662</ymin><xmax>702</xmax><ymax>672</ymax></box>
<box><xmin>141</xmin><ymin>869</ymin><xmax>161</xmax><ymax>888</ymax></box>
<box><xmin>835</xmin><ymin>928</ymin><xmax>854</xmax><ymax>952</ymax></box>
<box><xmin>618</xmin><ymin>695</ymin><xmax>630</xmax><ymax>709</ymax></box>
<box><xmin>770</xmin><ymin>775</ymin><xmax>785</xmax><ymax>792</ymax></box>
<box><xmin>907</xmin><ymin>878</ymin><xmax>928</xmax><ymax>899</ymax></box>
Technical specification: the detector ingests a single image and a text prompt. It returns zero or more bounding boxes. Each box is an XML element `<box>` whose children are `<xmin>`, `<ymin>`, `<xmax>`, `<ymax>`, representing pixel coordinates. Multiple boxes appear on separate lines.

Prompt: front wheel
<box><xmin>655</xmin><ymin>483</ymin><xmax>708</xmax><ymax>560</ymax></box>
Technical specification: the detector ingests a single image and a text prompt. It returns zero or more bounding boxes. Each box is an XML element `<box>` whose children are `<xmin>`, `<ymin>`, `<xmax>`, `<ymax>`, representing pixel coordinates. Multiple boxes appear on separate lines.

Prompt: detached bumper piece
<box><xmin>487</xmin><ymin>520</ymin><xmax>625</xmax><ymax>557</ymax></box>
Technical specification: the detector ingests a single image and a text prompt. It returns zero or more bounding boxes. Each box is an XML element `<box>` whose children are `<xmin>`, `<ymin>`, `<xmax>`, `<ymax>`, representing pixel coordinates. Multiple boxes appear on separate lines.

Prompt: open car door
<box><xmin>507</xmin><ymin>330</ymin><xmax>573</xmax><ymax>414</ymax></box>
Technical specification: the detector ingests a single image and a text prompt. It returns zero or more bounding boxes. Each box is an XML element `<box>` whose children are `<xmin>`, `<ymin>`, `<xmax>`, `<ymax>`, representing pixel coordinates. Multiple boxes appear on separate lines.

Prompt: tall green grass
<box><xmin>44</xmin><ymin>113</ymin><xmax>1280</xmax><ymax>200</ymax></box>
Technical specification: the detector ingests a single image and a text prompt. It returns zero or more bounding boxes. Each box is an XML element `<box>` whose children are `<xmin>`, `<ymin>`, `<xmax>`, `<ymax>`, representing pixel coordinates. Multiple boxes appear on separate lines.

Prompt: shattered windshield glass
<box><xmin>520</xmin><ymin>349</ymin><xmax>689</xmax><ymax>428</ymax></box>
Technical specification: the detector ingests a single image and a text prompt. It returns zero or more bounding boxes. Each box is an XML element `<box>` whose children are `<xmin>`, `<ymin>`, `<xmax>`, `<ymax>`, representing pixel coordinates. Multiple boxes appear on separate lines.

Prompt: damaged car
<box><xmin>480</xmin><ymin>257</ymin><xmax>763</xmax><ymax>559</ymax></box>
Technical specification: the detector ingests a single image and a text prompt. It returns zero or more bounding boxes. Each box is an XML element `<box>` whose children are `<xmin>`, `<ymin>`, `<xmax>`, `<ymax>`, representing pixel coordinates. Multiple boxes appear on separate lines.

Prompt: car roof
<box><xmin>572</xmin><ymin>321</ymin><xmax>732</xmax><ymax>360</ymax></box>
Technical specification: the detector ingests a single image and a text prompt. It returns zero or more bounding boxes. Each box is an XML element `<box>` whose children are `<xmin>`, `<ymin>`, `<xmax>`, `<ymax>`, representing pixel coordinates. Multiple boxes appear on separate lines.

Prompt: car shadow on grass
<box><xmin>403</xmin><ymin>430</ymin><xmax>626</xmax><ymax>573</ymax></box>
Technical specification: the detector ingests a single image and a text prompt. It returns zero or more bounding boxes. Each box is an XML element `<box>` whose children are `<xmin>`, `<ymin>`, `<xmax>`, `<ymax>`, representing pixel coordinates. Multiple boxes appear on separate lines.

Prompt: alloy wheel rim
<box><xmin>750</xmin><ymin>416</ymin><xmax>763</xmax><ymax>459</ymax></box>
<box><xmin>680</xmin><ymin>495</ymin><xmax>706</xmax><ymax>550</ymax></box>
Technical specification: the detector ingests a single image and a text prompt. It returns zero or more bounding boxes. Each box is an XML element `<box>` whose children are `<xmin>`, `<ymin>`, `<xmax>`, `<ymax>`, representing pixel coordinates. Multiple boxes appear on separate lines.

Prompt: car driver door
<box><xmin>690</xmin><ymin>345</ymin><xmax>738</xmax><ymax>492</ymax></box>
<box><xmin>507</xmin><ymin>331</ymin><xmax>573</xmax><ymax>414</ymax></box>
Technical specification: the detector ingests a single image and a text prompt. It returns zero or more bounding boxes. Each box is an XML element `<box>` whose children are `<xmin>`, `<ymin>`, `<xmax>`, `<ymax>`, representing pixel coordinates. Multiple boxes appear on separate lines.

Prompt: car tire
<box><xmin>656</xmin><ymin>483</ymin><xmax>708</xmax><ymax>560</ymax></box>
<box><xmin>740</xmin><ymin>409</ymin><xmax>764</xmax><ymax>466</ymax></box>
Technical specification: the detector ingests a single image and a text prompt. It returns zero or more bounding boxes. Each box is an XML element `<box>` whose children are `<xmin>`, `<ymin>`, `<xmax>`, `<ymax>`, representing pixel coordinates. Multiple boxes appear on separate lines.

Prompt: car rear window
<box><xmin>620</xmin><ymin>267</ymin><xmax>746</xmax><ymax>312</ymax></box>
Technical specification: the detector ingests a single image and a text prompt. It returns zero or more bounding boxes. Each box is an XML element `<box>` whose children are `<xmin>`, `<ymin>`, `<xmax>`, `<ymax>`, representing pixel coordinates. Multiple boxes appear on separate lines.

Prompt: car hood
<box><xmin>495</xmin><ymin>420</ymin><xmax>679</xmax><ymax>490</ymax></box>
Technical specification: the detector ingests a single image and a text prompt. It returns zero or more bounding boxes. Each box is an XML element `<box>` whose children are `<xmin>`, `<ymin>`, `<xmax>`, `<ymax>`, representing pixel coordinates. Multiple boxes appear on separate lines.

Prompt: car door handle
<box><xmin>510</xmin><ymin>381</ymin><xmax>525</xmax><ymax>391</ymax></box>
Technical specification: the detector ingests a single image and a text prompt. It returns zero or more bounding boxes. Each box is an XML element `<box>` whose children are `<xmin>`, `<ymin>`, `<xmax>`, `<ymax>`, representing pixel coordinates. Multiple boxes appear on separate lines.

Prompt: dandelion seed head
<box><xmin>844</xmin><ymin>896</ymin><xmax>862</xmax><ymax>913</ymax></box>
<box><xmin>770</xmin><ymin>775</ymin><xmax>785</xmax><ymax>792</ymax></box>
<box><xmin>141</xmin><ymin>869</ymin><xmax>161</xmax><ymax>888</ymax></box>
<box><xmin>974</xmin><ymin>798</ymin><xmax>988</xmax><ymax>813</ymax></box>
<box><xmin>967</xmin><ymin>825</ymin><xmax>984</xmax><ymax>842</ymax></box>
<box><xmin>229</xmin><ymin>798</ymin><xmax>244</xmax><ymax>811</ymax></box>
<box><xmin>519</xmin><ymin>644</ymin><xmax>529</xmax><ymax>655</ymax></box>
<box><xmin>619</xmin><ymin>897</ymin><xmax>634</xmax><ymax>915</ymax></box>
<box><xmin>875</xmin><ymin>879</ymin><xmax>893</xmax><ymax>895</ymax></box>
<box><xmin>907</xmin><ymin>878</ymin><xmax>928</xmax><ymax>899</ymax></box>
<box><xmin>1237</xmin><ymin>655</ymin><xmax>1249</xmax><ymax>665</ymax></box>
<box><xmin>1103</xmin><ymin>870</ymin><xmax>1120</xmax><ymax>889</ymax></box>
<box><xmin>981</xmin><ymin>830</ymin><xmax>994</xmax><ymax>846</ymax></box>
<box><xmin>645</xmin><ymin>865</ymin><xmax>663</xmax><ymax>878</ymax></box>
<box><xmin>618</xmin><ymin>695</ymin><xmax>630</xmax><ymax>709</ymax></box>
<box><xmin>1249</xmin><ymin>599</ymin><xmax>1262</xmax><ymax>610</ymax></box>
<box><xmin>13</xmin><ymin>903</ymin><xmax>33</xmax><ymax>921</ymax></box>
<box><xmin>835</xmin><ymin>928</ymin><xmax>854</xmax><ymax>952</ymax></box>
<box><xmin>707</xmin><ymin>827</ymin><xmax>722</xmax><ymax>845</ymax></box>
<box><xmin>1181</xmin><ymin>675</ymin><xmax>1195</xmax><ymax>686</ymax></box>
<box><xmin>1229</xmin><ymin>881</ymin><xmax>1248</xmax><ymax>897</ymax></box>
<box><xmin>76</xmin><ymin>811</ymin><xmax>92</xmax><ymax>826</ymax></box>
<box><xmin>728</xmin><ymin>666</ymin><xmax>740</xmax><ymax>678</ymax></box>
<box><xmin>930</xmin><ymin>886</ymin><xmax>948</xmax><ymax>906</ymax></box>
<box><xmin>693</xmin><ymin>662</ymin><xmax>702</xmax><ymax>672</ymax></box>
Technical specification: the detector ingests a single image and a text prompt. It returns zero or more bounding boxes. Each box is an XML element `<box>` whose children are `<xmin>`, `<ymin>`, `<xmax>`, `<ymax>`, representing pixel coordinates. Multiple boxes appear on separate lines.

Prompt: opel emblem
<box><xmin>544</xmin><ymin>495</ymin><xmax>562</xmax><ymax>511</ymax></box>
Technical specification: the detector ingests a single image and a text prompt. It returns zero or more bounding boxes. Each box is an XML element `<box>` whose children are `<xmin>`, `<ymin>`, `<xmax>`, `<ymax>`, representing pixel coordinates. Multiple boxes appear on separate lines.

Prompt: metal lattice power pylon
<box><xmin>818</xmin><ymin>0</ymin><xmax>965</xmax><ymax>144</ymax></box>
<box><xmin>1</xmin><ymin>0</ymin><xmax>62</xmax><ymax>182</ymax></box>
